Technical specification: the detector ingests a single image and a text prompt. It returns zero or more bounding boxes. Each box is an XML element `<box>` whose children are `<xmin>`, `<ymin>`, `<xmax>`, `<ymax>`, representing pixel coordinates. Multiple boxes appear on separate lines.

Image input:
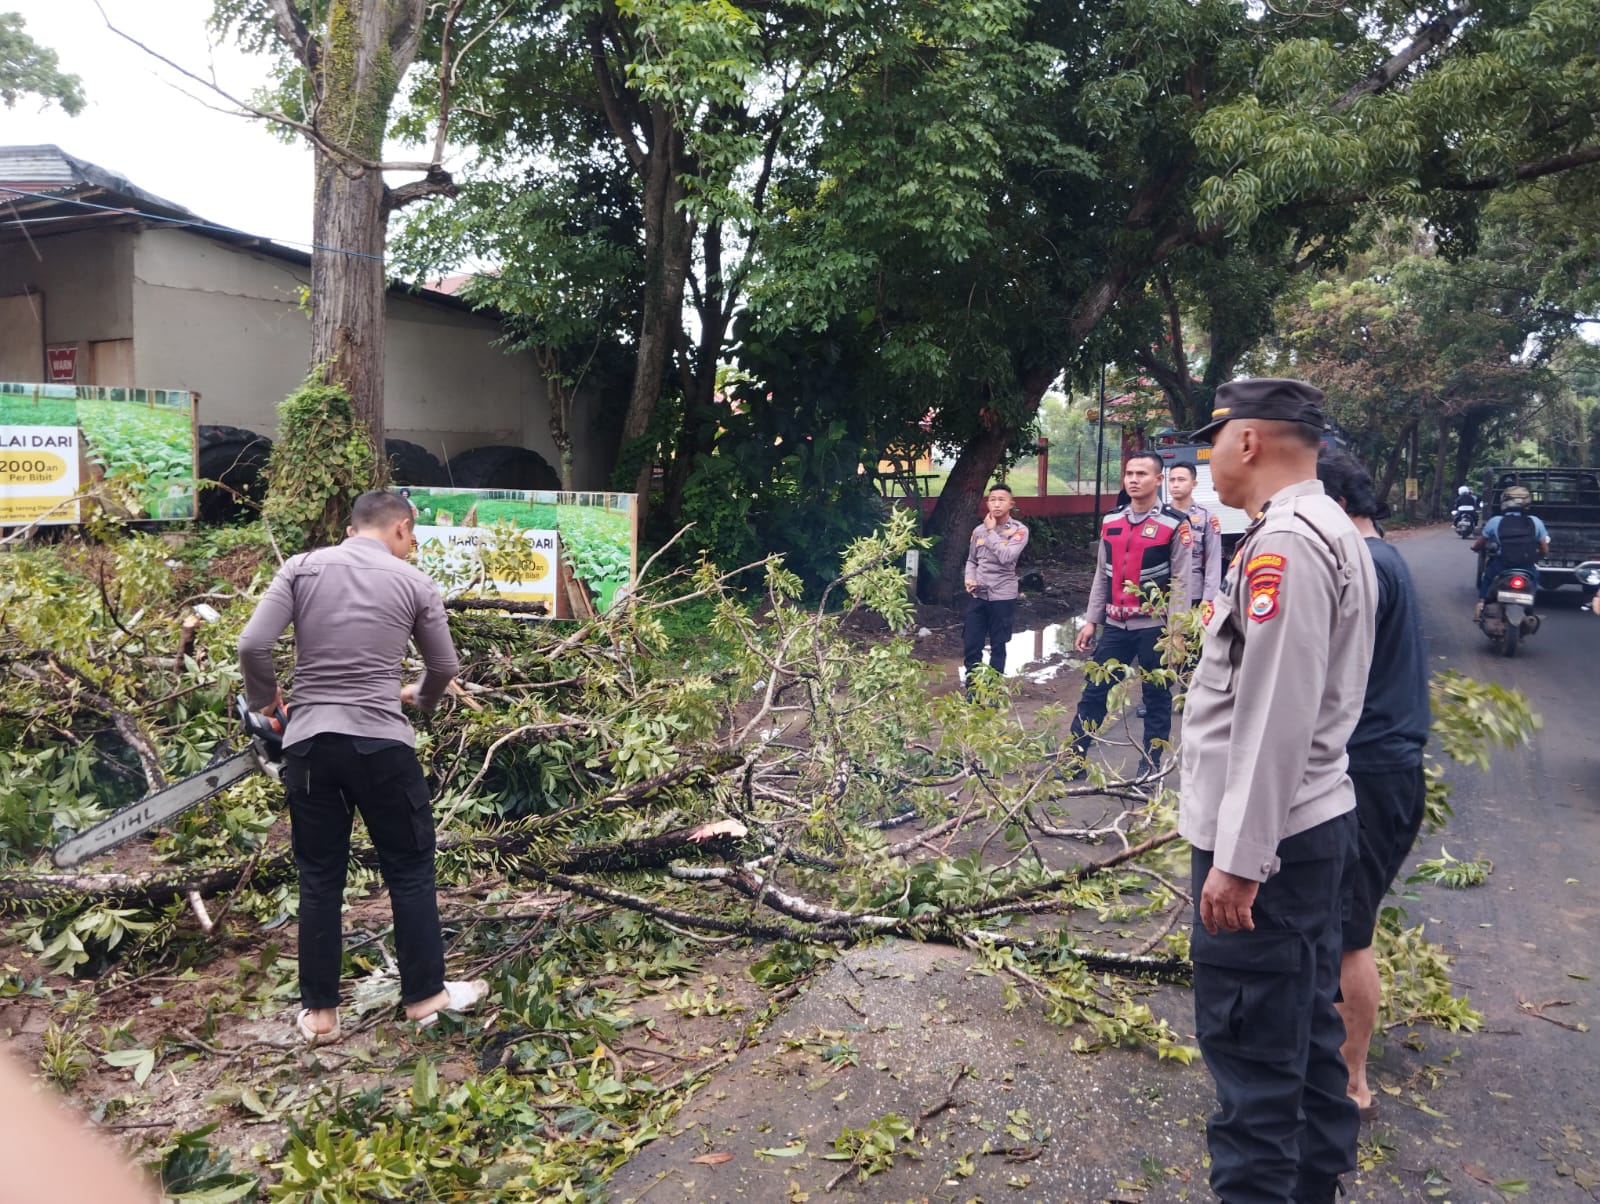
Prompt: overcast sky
<box><xmin>9</xmin><ymin>0</ymin><xmax>318</xmax><ymax>248</ymax></box>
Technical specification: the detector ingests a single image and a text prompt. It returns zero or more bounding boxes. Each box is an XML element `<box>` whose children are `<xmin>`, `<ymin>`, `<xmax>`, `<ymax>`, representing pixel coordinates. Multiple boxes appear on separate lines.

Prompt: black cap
<box><xmin>1189</xmin><ymin>378</ymin><xmax>1326</xmax><ymax>443</ymax></box>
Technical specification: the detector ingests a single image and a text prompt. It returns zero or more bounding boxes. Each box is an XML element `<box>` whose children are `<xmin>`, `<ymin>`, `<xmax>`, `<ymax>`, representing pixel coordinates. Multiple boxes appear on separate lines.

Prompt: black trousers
<box><xmin>963</xmin><ymin>596</ymin><xmax>1017</xmax><ymax>676</ymax></box>
<box><xmin>284</xmin><ymin>734</ymin><xmax>446</xmax><ymax>1009</ymax></box>
<box><xmin>1069</xmin><ymin>623</ymin><xmax>1172</xmax><ymax>755</ymax></box>
<box><xmin>1191</xmin><ymin>812</ymin><xmax>1360</xmax><ymax>1203</ymax></box>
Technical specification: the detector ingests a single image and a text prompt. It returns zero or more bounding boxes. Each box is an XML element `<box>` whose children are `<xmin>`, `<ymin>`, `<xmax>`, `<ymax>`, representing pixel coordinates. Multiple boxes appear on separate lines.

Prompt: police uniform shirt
<box><xmin>239</xmin><ymin>535</ymin><xmax>461</xmax><ymax>747</ymax></box>
<box><xmin>1182</xmin><ymin>501</ymin><xmax>1224</xmax><ymax>603</ymax></box>
<box><xmin>1085</xmin><ymin>505</ymin><xmax>1193</xmax><ymax>631</ymax></box>
<box><xmin>1178</xmin><ymin>479</ymin><xmax>1377</xmax><ymax>881</ymax></box>
<box><xmin>964</xmin><ymin>516</ymin><xmax>1030</xmax><ymax>600</ymax></box>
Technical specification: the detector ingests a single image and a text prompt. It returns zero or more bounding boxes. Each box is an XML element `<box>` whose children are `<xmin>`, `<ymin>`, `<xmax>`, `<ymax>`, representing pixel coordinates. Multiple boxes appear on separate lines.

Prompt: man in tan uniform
<box><xmin>1179</xmin><ymin>380</ymin><xmax>1376</xmax><ymax>1204</ymax></box>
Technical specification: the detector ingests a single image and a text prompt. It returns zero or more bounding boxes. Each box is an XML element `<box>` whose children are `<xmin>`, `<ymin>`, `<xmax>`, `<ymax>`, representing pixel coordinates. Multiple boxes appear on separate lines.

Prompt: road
<box><xmin>1374</xmin><ymin>525</ymin><xmax>1600</xmax><ymax>1196</ymax></box>
<box><xmin>609</xmin><ymin>525</ymin><xmax>1600</xmax><ymax>1203</ymax></box>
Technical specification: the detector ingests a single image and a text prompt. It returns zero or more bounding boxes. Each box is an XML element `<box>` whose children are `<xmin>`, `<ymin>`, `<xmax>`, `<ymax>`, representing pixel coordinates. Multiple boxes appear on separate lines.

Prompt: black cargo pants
<box><xmin>284</xmin><ymin>734</ymin><xmax>446</xmax><ymax>1010</ymax></box>
<box><xmin>1190</xmin><ymin>811</ymin><xmax>1359</xmax><ymax>1204</ymax></box>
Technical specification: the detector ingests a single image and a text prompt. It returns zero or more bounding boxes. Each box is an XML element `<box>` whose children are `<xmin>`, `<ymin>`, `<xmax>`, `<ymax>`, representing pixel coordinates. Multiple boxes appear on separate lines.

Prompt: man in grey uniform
<box><xmin>1167</xmin><ymin>459</ymin><xmax>1223</xmax><ymax>604</ymax></box>
<box><xmin>1180</xmin><ymin>380</ymin><xmax>1376</xmax><ymax>1204</ymax></box>
<box><xmin>240</xmin><ymin>490</ymin><xmax>486</xmax><ymax>1044</ymax></box>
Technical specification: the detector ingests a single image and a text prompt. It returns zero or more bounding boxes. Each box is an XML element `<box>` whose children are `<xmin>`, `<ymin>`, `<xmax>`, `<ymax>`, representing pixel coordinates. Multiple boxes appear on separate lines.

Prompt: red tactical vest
<box><xmin>1101</xmin><ymin>506</ymin><xmax>1185</xmax><ymax>621</ymax></box>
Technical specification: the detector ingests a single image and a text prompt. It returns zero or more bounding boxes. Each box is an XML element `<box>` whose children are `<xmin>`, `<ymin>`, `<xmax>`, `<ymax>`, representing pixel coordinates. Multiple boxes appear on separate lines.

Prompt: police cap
<box><xmin>1189</xmin><ymin>378</ymin><xmax>1326</xmax><ymax>444</ymax></box>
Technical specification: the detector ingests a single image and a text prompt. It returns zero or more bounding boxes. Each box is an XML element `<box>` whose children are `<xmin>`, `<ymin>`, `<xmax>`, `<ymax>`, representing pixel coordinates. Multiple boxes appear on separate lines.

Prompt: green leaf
<box><xmin>102</xmin><ymin>1047</ymin><xmax>156</xmax><ymax>1086</ymax></box>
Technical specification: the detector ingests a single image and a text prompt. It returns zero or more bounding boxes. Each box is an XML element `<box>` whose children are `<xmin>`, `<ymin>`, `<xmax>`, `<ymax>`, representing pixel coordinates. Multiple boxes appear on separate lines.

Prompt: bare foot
<box><xmin>404</xmin><ymin>989</ymin><xmax>451</xmax><ymax>1022</ymax></box>
<box><xmin>301</xmin><ymin>1007</ymin><xmax>338</xmax><ymax>1036</ymax></box>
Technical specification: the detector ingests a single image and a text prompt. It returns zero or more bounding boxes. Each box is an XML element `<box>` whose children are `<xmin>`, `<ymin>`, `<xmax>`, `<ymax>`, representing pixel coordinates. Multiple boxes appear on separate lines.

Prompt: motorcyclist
<box><xmin>1472</xmin><ymin>485</ymin><xmax>1549</xmax><ymax>620</ymax></box>
<box><xmin>1456</xmin><ymin>484</ymin><xmax>1480</xmax><ymax>511</ymax></box>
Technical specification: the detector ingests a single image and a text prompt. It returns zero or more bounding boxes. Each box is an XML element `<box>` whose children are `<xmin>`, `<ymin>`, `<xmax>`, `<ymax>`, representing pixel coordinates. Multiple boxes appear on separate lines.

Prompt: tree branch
<box><xmin>1334</xmin><ymin>5</ymin><xmax>1475</xmax><ymax>111</ymax></box>
<box><xmin>265</xmin><ymin>0</ymin><xmax>315</xmax><ymax>68</ymax></box>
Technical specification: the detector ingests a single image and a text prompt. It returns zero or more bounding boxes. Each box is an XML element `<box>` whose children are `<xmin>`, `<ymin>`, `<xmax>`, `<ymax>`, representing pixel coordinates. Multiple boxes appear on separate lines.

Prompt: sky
<box><xmin>8</xmin><ymin>0</ymin><xmax>318</xmax><ymax>248</ymax></box>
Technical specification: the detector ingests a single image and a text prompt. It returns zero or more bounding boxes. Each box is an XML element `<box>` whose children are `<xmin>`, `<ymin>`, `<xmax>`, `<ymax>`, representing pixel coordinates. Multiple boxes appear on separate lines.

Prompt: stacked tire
<box><xmin>197</xmin><ymin>425</ymin><xmax>273</xmax><ymax>523</ymax></box>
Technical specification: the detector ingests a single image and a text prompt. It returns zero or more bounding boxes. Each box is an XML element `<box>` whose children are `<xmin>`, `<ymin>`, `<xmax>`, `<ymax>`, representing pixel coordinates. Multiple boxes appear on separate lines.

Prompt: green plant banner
<box><xmin>0</xmin><ymin>383</ymin><xmax>197</xmax><ymax>524</ymax></box>
<box><xmin>403</xmin><ymin>487</ymin><xmax>637</xmax><ymax>617</ymax></box>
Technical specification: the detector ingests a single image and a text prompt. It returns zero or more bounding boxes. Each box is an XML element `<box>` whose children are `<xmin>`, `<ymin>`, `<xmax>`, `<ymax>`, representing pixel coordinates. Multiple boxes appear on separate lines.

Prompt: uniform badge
<box><xmin>1141</xmin><ymin>522</ymin><xmax>1159</xmax><ymax>539</ymax></box>
<box><xmin>1249</xmin><ymin>591</ymin><xmax>1279</xmax><ymax>622</ymax></box>
<box><xmin>1178</xmin><ymin>521</ymin><xmax>1194</xmax><ymax>547</ymax></box>
<box><xmin>1210</xmin><ymin>515</ymin><xmax>1222</xmax><ymax>534</ymax></box>
<box><xmin>1245</xmin><ymin>551</ymin><xmax>1286</xmax><ymax>623</ymax></box>
<box><xmin>1200</xmin><ymin>600</ymin><xmax>1215</xmax><ymax>626</ymax></box>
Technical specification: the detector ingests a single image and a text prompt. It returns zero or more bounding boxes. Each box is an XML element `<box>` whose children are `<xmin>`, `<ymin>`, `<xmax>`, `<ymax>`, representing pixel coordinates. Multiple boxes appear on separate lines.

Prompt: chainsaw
<box><xmin>50</xmin><ymin>697</ymin><xmax>288</xmax><ymax>869</ymax></box>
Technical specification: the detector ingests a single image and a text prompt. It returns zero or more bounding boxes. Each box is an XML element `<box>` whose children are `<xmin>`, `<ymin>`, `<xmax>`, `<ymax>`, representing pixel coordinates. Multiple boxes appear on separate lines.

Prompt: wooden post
<box><xmin>1036</xmin><ymin>437</ymin><xmax>1049</xmax><ymax>496</ymax></box>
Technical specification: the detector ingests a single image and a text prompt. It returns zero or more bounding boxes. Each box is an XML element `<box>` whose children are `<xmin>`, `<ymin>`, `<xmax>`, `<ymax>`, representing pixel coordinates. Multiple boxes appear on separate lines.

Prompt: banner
<box><xmin>403</xmin><ymin>487</ymin><xmax>637</xmax><ymax>618</ymax></box>
<box><xmin>0</xmin><ymin>383</ymin><xmax>198</xmax><ymax>525</ymax></box>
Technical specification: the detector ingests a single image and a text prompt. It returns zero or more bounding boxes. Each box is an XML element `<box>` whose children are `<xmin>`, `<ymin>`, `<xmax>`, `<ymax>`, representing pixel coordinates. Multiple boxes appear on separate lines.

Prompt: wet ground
<box><xmin>611</xmin><ymin>526</ymin><xmax>1600</xmax><ymax>1203</ymax></box>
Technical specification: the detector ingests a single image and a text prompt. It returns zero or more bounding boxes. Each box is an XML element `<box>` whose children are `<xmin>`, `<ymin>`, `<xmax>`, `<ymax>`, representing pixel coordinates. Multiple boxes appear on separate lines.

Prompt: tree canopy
<box><xmin>0</xmin><ymin>12</ymin><xmax>84</xmax><ymax>115</ymax></box>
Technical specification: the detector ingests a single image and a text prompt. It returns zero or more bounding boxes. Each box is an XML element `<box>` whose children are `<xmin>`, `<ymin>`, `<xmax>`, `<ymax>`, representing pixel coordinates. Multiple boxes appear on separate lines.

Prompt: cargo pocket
<box><xmin>1191</xmin><ymin>926</ymin><xmax>1308</xmax><ymax>1063</ymax></box>
<box><xmin>405</xmin><ymin>777</ymin><xmax>437</xmax><ymax>854</ymax></box>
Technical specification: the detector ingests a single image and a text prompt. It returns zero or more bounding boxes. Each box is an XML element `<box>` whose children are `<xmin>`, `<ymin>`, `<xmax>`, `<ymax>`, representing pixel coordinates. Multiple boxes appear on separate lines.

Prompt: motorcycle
<box><xmin>1477</xmin><ymin>567</ymin><xmax>1540</xmax><ymax>657</ymax></box>
<box><xmin>1451</xmin><ymin>503</ymin><xmax>1478</xmax><ymax>538</ymax></box>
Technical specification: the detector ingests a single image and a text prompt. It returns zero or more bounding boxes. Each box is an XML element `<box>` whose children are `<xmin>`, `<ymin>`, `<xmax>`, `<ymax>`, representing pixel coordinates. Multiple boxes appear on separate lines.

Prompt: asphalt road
<box><xmin>610</xmin><ymin>525</ymin><xmax>1600</xmax><ymax>1203</ymax></box>
<box><xmin>1376</xmin><ymin>524</ymin><xmax>1600</xmax><ymax>1197</ymax></box>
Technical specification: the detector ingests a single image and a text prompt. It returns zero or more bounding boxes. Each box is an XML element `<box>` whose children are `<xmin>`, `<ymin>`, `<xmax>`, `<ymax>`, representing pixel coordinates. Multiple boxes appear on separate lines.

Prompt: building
<box><xmin>0</xmin><ymin>145</ymin><xmax>609</xmax><ymax>510</ymax></box>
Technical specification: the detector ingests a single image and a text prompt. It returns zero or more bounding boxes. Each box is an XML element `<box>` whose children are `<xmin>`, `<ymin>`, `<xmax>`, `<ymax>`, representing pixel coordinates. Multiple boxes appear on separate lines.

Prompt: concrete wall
<box><xmin>130</xmin><ymin>229</ymin><xmax>594</xmax><ymax>477</ymax></box>
<box><xmin>2</xmin><ymin>226</ymin><xmax>612</xmax><ymax>484</ymax></box>
<box><xmin>0</xmin><ymin>228</ymin><xmax>134</xmax><ymax>348</ymax></box>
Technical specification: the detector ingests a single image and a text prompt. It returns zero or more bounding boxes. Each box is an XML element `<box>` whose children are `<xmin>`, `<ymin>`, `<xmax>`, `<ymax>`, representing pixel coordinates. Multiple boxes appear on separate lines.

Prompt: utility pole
<box><xmin>1092</xmin><ymin>363</ymin><xmax>1107</xmax><ymax>528</ymax></box>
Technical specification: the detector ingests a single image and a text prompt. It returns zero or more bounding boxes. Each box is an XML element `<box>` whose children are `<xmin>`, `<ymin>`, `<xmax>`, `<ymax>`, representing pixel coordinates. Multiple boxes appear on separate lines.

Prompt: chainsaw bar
<box><xmin>51</xmin><ymin>752</ymin><xmax>259</xmax><ymax>868</ymax></box>
<box><xmin>50</xmin><ymin>697</ymin><xmax>288</xmax><ymax>869</ymax></box>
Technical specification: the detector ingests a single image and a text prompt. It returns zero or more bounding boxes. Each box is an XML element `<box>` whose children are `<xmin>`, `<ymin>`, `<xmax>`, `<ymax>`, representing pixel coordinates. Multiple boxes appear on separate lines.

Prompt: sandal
<box><xmin>411</xmin><ymin>979</ymin><xmax>490</xmax><ymax>1030</ymax></box>
<box><xmin>296</xmin><ymin>1008</ymin><xmax>341</xmax><ymax>1047</ymax></box>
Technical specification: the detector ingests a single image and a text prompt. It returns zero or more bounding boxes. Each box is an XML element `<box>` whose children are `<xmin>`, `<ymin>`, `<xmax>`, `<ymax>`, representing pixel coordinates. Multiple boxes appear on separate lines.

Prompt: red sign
<box><xmin>47</xmin><ymin>346</ymin><xmax>77</xmax><ymax>383</ymax></box>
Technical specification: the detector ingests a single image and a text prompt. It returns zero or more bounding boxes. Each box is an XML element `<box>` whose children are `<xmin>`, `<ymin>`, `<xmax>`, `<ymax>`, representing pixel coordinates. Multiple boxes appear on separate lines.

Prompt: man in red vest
<box><xmin>1068</xmin><ymin>451</ymin><xmax>1192</xmax><ymax>777</ymax></box>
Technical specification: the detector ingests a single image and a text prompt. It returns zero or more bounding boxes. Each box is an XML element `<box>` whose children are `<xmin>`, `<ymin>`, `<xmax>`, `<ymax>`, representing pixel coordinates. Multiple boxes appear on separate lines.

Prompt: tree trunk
<box><xmin>311</xmin><ymin>150</ymin><xmax>389</xmax><ymax>467</ymax></box>
<box><xmin>662</xmin><ymin>225</ymin><xmax>731</xmax><ymax>526</ymax></box>
<box><xmin>1374</xmin><ymin>417</ymin><xmax>1417</xmax><ymax>511</ymax></box>
<box><xmin>920</xmin><ymin>419</ymin><xmax>1015</xmax><ymax>604</ymax></box>
<box><xmin>1454</xmin><ymin>411</ymin><xmax>1483</xmax><ymax>492</ymax></box>
<box><xmin>1428</xmin><ymin>418</ymin><xmax>1451</xmax><ymax>518</ymax></box>
<box><xmin>618</xmin><ymin>111</ymin><xmax>693</xmax><ymax>532</ymax></box>
<box><xmin>293</xmin><ymin>0</ymin><xmax>431</xmax><ymax>477</ymax></box>
<box><xmin>921</xmin><ymin>366</ymin><xmax>1057</xmax><ymax>604</ymax></box>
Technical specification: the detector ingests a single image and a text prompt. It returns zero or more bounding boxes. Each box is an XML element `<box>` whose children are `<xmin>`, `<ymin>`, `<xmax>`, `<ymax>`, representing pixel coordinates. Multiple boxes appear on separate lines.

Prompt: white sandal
<box><xmin>411</xmin><ymin>979</ymin><xmax>490</xmax><ymax>1030</ymax></box>
<box><xmin>296</xmin><ymin>1008</ymin><xmax>341</xmax><ymax>1047</ymax></box>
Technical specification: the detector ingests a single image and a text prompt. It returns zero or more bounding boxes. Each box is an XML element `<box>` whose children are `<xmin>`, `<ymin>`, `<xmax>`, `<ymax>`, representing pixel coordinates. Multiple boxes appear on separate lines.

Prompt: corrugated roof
<box><xmin>0</xmin><ymin>144</ymin><xmax>489</xmax><ymax>317</ymax></box>
<box><xmin>0</xmin><ymin>144</ymin><xmax>193</xmax><ymax>215</ymax></box>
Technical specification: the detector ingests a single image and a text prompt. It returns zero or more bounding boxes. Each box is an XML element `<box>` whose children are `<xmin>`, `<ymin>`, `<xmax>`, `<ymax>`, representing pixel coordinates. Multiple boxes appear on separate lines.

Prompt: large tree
<box><xmin>213</xmin><ymin>0</ymin><xmax>485</xmax><ymax>465</ymax></box>
<box><xmin>758</xmin><ymin>0</ymin><xmax>1600</xmax><ymax>598</ymax></box>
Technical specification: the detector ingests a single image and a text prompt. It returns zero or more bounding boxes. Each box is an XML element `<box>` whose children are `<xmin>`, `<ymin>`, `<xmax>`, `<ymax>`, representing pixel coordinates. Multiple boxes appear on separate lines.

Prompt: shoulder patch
<box><xmin>1245</xmin><ymin>551</ymin><xmax>1286</xmax><ymax>623</ymax></box>
<box><xmin>1178</xmin><ymin>521</ymin><xmax>1194</xmax><ymax>547</ymax></box>
<box><xmin>1210</xmin><ymin>515</ymin><xmax>1222</xmax><ymax>534</ymax></box>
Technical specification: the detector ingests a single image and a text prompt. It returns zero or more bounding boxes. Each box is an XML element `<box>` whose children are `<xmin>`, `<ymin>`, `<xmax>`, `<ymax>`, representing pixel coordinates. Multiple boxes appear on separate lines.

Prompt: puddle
<box><xmin>1003</xmin><ymin>619</ymin><xmax>1087</xmax><ymax>682</ymax></box>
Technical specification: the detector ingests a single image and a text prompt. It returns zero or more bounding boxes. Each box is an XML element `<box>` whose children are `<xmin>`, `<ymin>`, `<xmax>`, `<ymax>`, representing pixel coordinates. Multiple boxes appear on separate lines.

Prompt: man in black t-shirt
<box><xmin>1316</xmin><ymin>450</ymin><xmax>1431</xmax><ymax>1123</ymax></box>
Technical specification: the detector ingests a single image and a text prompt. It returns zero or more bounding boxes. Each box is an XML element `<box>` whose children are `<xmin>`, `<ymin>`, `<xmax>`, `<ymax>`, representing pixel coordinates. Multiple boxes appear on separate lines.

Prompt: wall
<box><xmin>0</xmin><ymin>228</ymin><xmax>134</xmax><ymax>349</ymax></box>
<box><xmin>130</xmin><ymin>229</ymin><xmax>575</xmax><ymax>474</ymax></box>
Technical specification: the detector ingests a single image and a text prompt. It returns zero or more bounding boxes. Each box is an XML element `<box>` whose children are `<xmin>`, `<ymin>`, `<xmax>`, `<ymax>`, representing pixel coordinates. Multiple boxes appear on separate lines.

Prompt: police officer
<box><xmin>1069</xmin><ymin>451</ymin><xmax>1191</xmax><ymax>775</ymax></box>
<box><xmin>963</xmin><ymin>482</ymin><xmax>1030</xmax><ymax>684</ymax></box>
<box><xmin>1167</xmin><ymin>459</ymin><xmax>1222</xmax><ymax>604</ymax></box>
<box><xmin>1180</xmin><ymin>379</ymin><xmax>1376</xmax><ymax>1204</ymax></box>
<box><xmin>239</xmin><ymin>490</ymin><xmax>489</xmax><ymax>1045</ymax></box>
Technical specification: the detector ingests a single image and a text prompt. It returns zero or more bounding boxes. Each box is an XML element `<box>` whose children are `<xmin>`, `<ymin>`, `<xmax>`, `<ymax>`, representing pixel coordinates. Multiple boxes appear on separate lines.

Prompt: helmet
<box><xmin>1502</xmin><ymin>486</ymin><xmax>1531</xmax><ymax>508</ymax></box>
<box><xmin>1458</xmin><ymin>485</ymin><xmax>1471</xmax><ymax>496</ymax></box>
